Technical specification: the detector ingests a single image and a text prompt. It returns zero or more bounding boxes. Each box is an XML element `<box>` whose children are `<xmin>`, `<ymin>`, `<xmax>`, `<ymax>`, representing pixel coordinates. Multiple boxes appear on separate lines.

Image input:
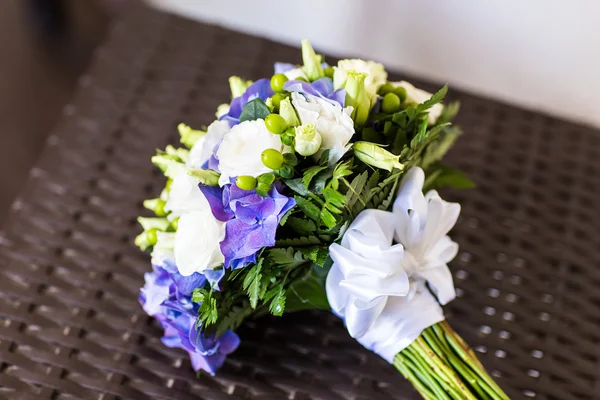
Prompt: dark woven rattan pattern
<box><xmin>1</xmin><ymin>5</ymin><xmax>599</xmax><ymax>400</ymax></box>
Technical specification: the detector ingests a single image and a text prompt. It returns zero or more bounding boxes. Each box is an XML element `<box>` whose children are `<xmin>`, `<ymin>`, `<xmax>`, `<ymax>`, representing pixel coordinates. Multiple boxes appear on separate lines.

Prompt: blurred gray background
<box><xmin>0</xmin><ymin>0</ymin><xmax>122</xmax><ymax>223</ymax></box>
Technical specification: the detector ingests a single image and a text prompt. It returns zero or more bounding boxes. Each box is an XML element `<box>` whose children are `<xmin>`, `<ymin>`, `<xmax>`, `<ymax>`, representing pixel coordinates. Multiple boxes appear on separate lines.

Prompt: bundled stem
<box><xmin>393</xmin><ymin>321</ymin><xmax>509</xmax><ymax>400</ymax></box>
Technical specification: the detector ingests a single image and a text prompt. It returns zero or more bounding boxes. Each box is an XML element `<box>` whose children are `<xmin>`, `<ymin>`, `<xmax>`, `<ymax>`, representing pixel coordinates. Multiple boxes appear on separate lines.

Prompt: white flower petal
<box><xmin>165</xmin><ymin>170</ymin><xmax>210</xmax><ymax>217</ymax></box>
<box><xmin>291</xmin><ymin>92</ymin><xmax>355</xmax><ymax>164</ymax></box>
<box><xmin>174</xmin><ymin>210</ymin><xmax>225</xmax><ymax>276</ymax></box>
<box><xmin>188</xmin><ymin>120</ymin><xmax>230</xmax><ymax>169</ymax></box>
<box><xmin>217</xmin><ymin>119</ymin><xmax>284</xmax><ymax>185</ymax></box>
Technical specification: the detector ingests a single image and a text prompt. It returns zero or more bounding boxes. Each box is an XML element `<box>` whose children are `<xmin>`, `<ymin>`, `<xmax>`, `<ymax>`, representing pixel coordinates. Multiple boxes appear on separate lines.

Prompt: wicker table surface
<box><xmin>1</xmin><ymin>5</ymin><xmax>599</xmax><ymax>400</ymax></box>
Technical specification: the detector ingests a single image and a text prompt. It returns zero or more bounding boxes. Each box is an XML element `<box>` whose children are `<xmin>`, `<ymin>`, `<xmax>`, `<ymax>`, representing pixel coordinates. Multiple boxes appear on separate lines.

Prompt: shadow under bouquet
<box><xmin>136</xmin><ymin>41</ymin><xmax>509</xmax><ymax>399</ymax></box>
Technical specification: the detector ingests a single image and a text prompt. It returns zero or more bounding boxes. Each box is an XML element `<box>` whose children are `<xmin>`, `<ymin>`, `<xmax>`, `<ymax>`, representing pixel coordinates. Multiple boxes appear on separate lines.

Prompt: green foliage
<box><xmin>424</xmin><ymin>164</ymin><xmax>475</xmax><ymax>192</ymax></box>
<box><xmin>168</xmin><ymin>83</ymin><xmax>468</xmax><ymax>342</ymax></box>
<box><xmin>239</xmin><ymin>98</ymin><xmax>271</xmax><ymax>122</ymax></box>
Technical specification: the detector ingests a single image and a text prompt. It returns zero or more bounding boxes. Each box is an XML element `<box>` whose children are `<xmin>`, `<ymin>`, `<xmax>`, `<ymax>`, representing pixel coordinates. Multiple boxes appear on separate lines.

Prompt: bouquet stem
<box><xmin>393</xmin><ymin>321</ymin><xmax>509</xmax><ymax>400</ymax></box>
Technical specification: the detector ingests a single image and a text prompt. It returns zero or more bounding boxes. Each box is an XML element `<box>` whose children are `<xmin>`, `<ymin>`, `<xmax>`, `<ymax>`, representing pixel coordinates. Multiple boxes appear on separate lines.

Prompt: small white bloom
<box><xmin>188</xmin><ymin>120</ymin><xmax>230</xmax><ymax>169</ymax></box>
<box><xmin>294</xmin><ymin>124</ymin><xmax>322</xmax><ymax>156</ymax></box>
<box><xmin>174</xmin><ymin>208</ymin><xmax>226</xmax><ymax>276</ymax></box>
<box><xmin>391</xmin><ymin>81</ymin><xmax>444</xmax><ymax>125</ymax></box>
<box><xmin>291</xmin><ymin>92</ymin><xmax>355</xmax><ymax>164</ymax></box>
<box><xmin>334</xmin><ymin>59</ymin><xmax>387</xmax><ymax>96</ymax></box>
<box><xmin>216</xmin><ymin>119</ymin><xmax>285</xmax><ymax>186</ymax></box>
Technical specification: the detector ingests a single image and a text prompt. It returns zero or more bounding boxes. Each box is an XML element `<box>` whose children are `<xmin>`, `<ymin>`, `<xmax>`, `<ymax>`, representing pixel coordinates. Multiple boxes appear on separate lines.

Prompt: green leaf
<box><xmin>279</xmin><ymin>208</ymin><xmax>294</xmax><ymax>226</ymax></box>
<box><xmin>299</xmin><ymin>246</ymin><xmax>329</xmax><ymax>267</ymax></box>
<box><xmin>416</xmin><ymin>84</ymin><xmax>448</xmax><ymax>114</ymax></box>
<box><xmin>344</xmin><ymin>171</ymin><xmax>368</xmax><ymax>212</ymax></box>
<box><xmin>256</xmin><ymin>182</ymin><xmax>270</xmax><ymax>197</ymax></box>
<box><xmin>276</xmin><ymin>235</ymin><xmax>322</xmax><ymax>247</ymax></box>
<box><xmin>436</xmin><ymin>101</ymin><xmax>460</xmax><ymax>125</ymax></box>
<box><xmin>258</xmin><ymin>173</ymin><xmax>275</xmax><ymax>185</ymax></box>
<box><xmin>320</xmin><ymin>207</ymin><xmax>337</xmax><ymax>229</ymax></box>
<box><xmin>295</xmin><ymin>196</ymin><xmax>321</xmax><ymax>221</ymax></box>
<box><xmin>333</xmin><ymin>159</ymin><xmax>353</xmax><ymax>180</ymax></box>
<box><xmin>239</xmin><ymin>98</ymin><xmax>271</xmax><ymax>122</ymax></box>
<box><xmin>268</xmin><ymin>247</ymin><xmax>307</xmax><ymax>268</ymax></box>
<box><xmin>215</xmin><ymin>304</ymin><xmax>253</xmax><ymax>337</ymax></box>
<box><xmin>318</xmin><ymin>149</ymin><xmax>331</xmax><ymax>165</ymax></box>
<box><xmin>323</xmin><ymin>188</ymin><xmax>345</xmax><ymax>208</ymax></box>
<box><xmin>312</xmin><ymin>167</ymin><xmax>334</xmax><ymax>194</ymax></box>
<box><xmin>303</xmin><ymin>165</ymin><xmax>328</xmax><ymax>188</ymax></box>
<box><xmin>286</xmin><ymin>264</ymin><xmax>330</xmax><ymax>312</ymax></box>
<box><xmin>426</xmin><ymin>165</ymin><xmax>475</xmax><ymax>190</ymax></box>
<box><xmin>276</xmin><ymin>164</ymin><xmax>294</xmax><ymax>179</ymax></box>
<box><xmin>284</xmin><ymin>178</ymin><xmax>311</xmax><ymax>196</ymax></box>
<box><xmin>283</xmin><ymin>152</ymin><xmax>299</xmax><ymax>166</ymax></box>
<box><xmin>287</xmin><ymin>217</ymin><xmax>317</xmax><ymax>235</ymax></box>
<box><xmin>243</xmin><ymin>260</ymin><xmax>263</xmax><ymax>309</ymax></box>
<box><xmin>269</xmin><ymin>289</ymin><xmax>286</xmax><ymax>316</ymax></box>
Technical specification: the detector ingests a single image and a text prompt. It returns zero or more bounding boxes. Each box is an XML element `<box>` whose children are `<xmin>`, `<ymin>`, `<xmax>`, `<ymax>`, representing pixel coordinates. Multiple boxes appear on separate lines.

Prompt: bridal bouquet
<box><xmin>136</xmin><ymin>41</ymin><xmax>508</xmax><ymax>399</ymax></box>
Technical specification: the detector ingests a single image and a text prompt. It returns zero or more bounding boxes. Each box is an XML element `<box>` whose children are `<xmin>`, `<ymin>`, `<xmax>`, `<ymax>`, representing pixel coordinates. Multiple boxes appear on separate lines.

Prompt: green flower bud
<box><xmin>278</xmin><ymin>97</ymin><xmax>300</xmax><ymax>127</ymax></box>
<box><xmin>353</xmin><ymin>141</ymin><xmax>404</xmax><ymax>171</ymax></box>
<box><xmin>215</xmin><ymin>103</ymin><xmax>230</xmax><ymax>118</ymax></box>
<box><xmin>228</xmin><ymin>76</ymin><xmax>252</xmax><ymax>98</ymax></box>
<box><xmin>294</xmin><ymin>124</ymin><xmax>322</xmax><ymax>156</ymax></box>
<box><xmin>187</xmin><ymin>169</ymin><xmax>220</xmax><ymax>186</ymax></box>
<box><xmin>301</xmin><ymin>40</ymin><xmax>324</xmax><ymax>82</ymax></box>
<box><xmin>345</xmin><ymin>71</ymin><xmax>370</xmax><ymax>128</ymax></box>
<box><xmin>178</xmin><ymin>123</ymin><xmax>206</xmax><ymax>148</ymax></box>
<box><xmin>138</xmin><ymin>217</ymin><xmax>171</xmax><ymax>232</ymax></box>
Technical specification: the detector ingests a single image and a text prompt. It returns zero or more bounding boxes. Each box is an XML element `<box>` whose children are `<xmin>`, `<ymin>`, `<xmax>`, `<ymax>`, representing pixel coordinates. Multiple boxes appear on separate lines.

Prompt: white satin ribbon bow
<box><xmin>326</xmin><ymin>167</ymin><xmax>460</xmax><ymax>362</ymax></box>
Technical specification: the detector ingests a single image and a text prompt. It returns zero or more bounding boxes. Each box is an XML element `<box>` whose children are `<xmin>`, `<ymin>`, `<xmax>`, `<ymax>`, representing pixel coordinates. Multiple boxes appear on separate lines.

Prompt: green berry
<box><xmin>261</xmin><ymin>148</ymin><xmax>284</xmax><ymax>170</ymax></box>
<box><xmin>270</xmin><ymin>73</ymin><xmax>288</xmax><ymax>93</ymax></box>
<box><xmin>393</xmin><ymin>86</ymin><xmax>407</xmax><ymax>103</ymax></box>
<box><xmin>265</xmin><ymin>114</ymin><xmax>288</xmax><ymax>134</ymax></box>
<box><xmin>381</xmin><ymin>93</ymin><xmax>401</xmax><ymax>113</ymax></box>
<box><xmin>324</xmin><ymin>66</ymin><xmax>334</xmax><ymax>78</ymax></box>
<box><xmin>146</xmin><ymin>228</ymin><xmax>158</xmax><ymax>246</ymax></box>
<box><xmin>154</xmin><ymin>199</ymin><xmax>167</xmax><ymax>216</ymax></box>
<box><xmin>378</xmin><ymin>83</ymin><xmax>395</xmax><ymax>96</ymax></box>
<box><xmin>235</xmin><ymin>175</ymin><xmax>258</xmax><ymax>191</ymax></box>
<box><xmin>271</xmin><ymin>93</ymin><xmax>285</xmax><ymax>111</ymax></box>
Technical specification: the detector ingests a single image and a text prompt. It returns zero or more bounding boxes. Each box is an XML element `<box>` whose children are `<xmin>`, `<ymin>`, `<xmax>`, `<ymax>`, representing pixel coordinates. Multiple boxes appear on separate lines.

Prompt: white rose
<box><xmin>291</xmin><ymin>92</ymin><xmax>355</xmax><ymax>164</ymax></box>
<box><xmin>174</xmin><ymin>208</ymin><xmax>226</xmax><ymax>276</ymax></box>
<box><xmin>334</xmin><ymin>59</ymin><xmax>387</xmax><ymax>96</ymax></box>
<box><xmin>164</xmin><ymin>170</ymin><xmax>210</xmax><ymax>217</ymax></box>
<box><xmin>188</xmin><ymin>120</ymin><xmax>230</xmax><ymax>169</ymax></box>
<box><xmin>216</xmin><ymin>119</ymin><xmax>285</xmax><ymax>186</ymax></box>
<box><xmin>391</xmin><ymin>81</ymin><xmax>443</xmax><ymax>125</ymax></box>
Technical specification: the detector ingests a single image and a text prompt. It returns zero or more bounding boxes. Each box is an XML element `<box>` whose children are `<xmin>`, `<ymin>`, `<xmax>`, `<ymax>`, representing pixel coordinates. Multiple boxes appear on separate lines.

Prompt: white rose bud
<box><xmin>294</xmin><ymin>124</ymin><xmax>322</xmax><ymax>156</ymax></box>
<box><xmin>353</xmin><ymin>141</ymin><xmax>404</xmax><ymax>172</ymax></box>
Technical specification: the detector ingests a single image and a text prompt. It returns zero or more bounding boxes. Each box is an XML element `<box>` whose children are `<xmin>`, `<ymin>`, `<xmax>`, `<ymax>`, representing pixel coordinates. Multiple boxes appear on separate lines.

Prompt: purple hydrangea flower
<box><xmin>220</xmin><ymin>79</ymin><xmax>274</xmax><ymax>127</ymax></box>
<box><xmin>200</xmin><ymin>182</ymin><xmax>295</xmax><ymax>269</ymax></box>
<box><xmin>139</xmin><ymin>261</ymin><xmax>240</xmax><ymax>375</ymax></box>
<box><xmin>284</xmin><ymin>78</ymin><xmax>346</xmax><ymax>107</ymax></box>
